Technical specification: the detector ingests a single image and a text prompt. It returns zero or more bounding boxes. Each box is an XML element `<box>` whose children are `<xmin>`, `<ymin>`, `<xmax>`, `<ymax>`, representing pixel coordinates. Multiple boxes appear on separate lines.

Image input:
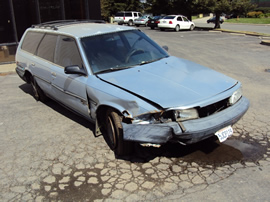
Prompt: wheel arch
<box><xmin>94</xmin><ymin>104</ymin><xmax>133</xmax><ymax>137</ymax></box>
<box><xmin>24</xmin><ymin>70</ymin><xmax>33</xmax><ymax>84</ymax></box>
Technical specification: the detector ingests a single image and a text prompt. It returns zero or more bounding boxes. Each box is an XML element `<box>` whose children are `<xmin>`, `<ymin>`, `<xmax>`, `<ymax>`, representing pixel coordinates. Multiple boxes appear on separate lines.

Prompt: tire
<box><xmin>190</xmin><ymin>24</ymin><xmax>195</xmax><ymax>31</ymax></box>
<box><xmin>175</xmin><ymin>25</ymin><xmax>180</xmax><ymax>32</ymax></box>
<box><xmin>135</xmin><ymin>24</ymin><xmax>139</xmax><ymax>27</ymax></box>
<box><xmin>151</xmin><ymin>27</ymin><xmax>154</xmax><ymax>30</ymax></box>
<box><xmin>160</xmin><ymin>28</ymin><xmax>164</xmax><ymax>31</ymax></box>
<box><xmin>128</xmin><ymin>20</ymin><xmax>133</xmax><ymax>26</ymax></box>
<box><xmin>104</xmin><ymin>109</ymin><xmax>133</xmax><ymax>156</ymax></box>
<box><xmin>30</xmin><ymin>76</ymin><xmax>47</xmax><ymax>102</ymax></box>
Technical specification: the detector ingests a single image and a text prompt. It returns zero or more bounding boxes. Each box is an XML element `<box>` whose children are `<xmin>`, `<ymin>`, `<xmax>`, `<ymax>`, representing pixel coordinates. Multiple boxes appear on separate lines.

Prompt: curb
<box><xmin>0</xmin><ymin>63</ymin><xmax>16</xmax><ymax>74</ymax></box>
<box><xmin>261</xmin><ymin>40</ymin><xmax>270</xmax><ymax>46</ymax></box>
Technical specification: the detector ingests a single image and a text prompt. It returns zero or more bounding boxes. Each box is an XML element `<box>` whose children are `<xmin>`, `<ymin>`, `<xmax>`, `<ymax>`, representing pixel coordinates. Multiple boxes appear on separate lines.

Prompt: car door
<box><xmin>51</xmin><ymin>35</ymin><xmax>90</xmax><ymax>118</ymax></box>
<box><xmin>182</xmin><ymin>16</ymin><xmax>191</xmax><ymax>29</ymax></box>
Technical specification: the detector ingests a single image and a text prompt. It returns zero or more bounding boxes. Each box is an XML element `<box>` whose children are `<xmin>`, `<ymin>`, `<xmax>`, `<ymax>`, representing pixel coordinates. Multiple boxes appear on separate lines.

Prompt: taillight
<box><xmin>157</xmin><ymin>21</ymin><xmax>160</xmax><ymax>23</ymax></box>
<box><xmin>169</xmin><ymin>21</ymin><xmax>172</xmax><ymax>24</ymax></box>
<box><xmin>124</xmin><ymin>17</ymin><xmax>125</xmax><ymax>20</ymax></box>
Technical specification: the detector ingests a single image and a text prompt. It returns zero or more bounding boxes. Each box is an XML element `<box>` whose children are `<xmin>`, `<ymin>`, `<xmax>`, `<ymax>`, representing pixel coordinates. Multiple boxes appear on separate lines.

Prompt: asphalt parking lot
<box><xmin>0</xmin><ymin>28</ymin><xmax>270</xmax><ymax>201</ymax></box>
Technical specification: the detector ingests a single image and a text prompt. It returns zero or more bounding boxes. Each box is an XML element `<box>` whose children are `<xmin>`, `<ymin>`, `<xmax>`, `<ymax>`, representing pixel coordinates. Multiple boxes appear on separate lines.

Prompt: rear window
<box><xmin>21</xmin><ymin>31</ymin><xmax>44</xmax><ymax>54</ymax></box>
<box><xmin>164</xmin><ymin>16</ymin><xmax>175</xmax><ymax>19</ymax></box>
<box><xmin>115</xmin><ymin>12</ymin><xmax>124</xmax><ymax>17</ymax></box>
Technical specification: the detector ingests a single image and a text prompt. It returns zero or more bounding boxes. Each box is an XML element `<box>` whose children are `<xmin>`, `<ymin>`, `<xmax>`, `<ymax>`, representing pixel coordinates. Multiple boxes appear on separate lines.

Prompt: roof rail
<box><xmin>31</xmin><ymin>19</ymin><xmax>105</xmax><ymax>30</ymax></box>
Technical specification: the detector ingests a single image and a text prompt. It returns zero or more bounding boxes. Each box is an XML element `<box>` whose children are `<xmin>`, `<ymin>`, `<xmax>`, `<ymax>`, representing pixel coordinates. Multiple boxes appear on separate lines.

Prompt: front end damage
<box><xmin>122</xmin><ymin>96</ymin><xmax>249</xmax><ymax>146</ymax></box>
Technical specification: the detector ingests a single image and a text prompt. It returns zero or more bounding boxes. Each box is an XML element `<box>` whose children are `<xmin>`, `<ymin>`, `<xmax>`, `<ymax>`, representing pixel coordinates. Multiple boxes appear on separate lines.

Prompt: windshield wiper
<box><xmin>95</xmin><ymin>67</ymin><xmax>130</xmax><ymax>74</ymax></box>
<box><xmin>139</xmin><ymin>57</ymin><xmax>164</xmax><ymax>66</ymax></box>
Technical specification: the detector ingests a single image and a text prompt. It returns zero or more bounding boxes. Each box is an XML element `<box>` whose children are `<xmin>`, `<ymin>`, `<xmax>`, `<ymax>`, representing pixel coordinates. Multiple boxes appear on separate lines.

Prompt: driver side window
<box><xmin>54</xmin><ymin>36</ymin><xmax>84</xmax><ymax>69</ymax></box>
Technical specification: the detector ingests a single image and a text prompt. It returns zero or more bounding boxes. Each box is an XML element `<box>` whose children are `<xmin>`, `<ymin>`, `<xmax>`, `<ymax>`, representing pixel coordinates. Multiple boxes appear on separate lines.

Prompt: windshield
<box><xmin>81</xmin><ymin>30</ymin><xmax>169</xmax><ymax>74</ymax></box>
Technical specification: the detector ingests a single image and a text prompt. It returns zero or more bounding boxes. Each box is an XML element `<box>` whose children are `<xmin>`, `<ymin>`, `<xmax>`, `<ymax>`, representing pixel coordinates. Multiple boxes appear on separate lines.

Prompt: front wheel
<box><xmin>104</xmin><ymin>109</ymin><xmax>133</xmax><ymax>156</ymax></box>
<box><xmin>190</xmin><ymin>24</ymin><xmax>195</xmax><ymax>31</ymax></box>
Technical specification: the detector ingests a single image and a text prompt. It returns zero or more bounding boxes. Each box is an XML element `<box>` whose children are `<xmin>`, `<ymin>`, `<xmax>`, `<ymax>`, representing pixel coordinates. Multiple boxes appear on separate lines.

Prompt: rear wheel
<box><xmin>175</xmin><ymin>25</ymin><xmax>180</xmax><ymax>32</ymax></box>
<box><xmin>151</xmin><ymin>27</ymin><xmax>154</xmax><ymax>30</ymax></box>
<box><xmin>104</xmin><ymin>109</ymin><xmax>133</xmax><ymax>156</ymax></box>
<box><xmin>30</xmin><ymin>76</ymin><xmax>47</xmax><ymax>102</ymax></box>
<box><xmin>128</xmin><ymin>20</ymin><xmax>133</xmax><ymax>26</ymax></box>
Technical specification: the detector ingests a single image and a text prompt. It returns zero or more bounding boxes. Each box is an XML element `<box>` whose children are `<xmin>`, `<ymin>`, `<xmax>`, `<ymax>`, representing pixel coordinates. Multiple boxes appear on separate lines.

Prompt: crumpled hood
<box><xmin>98</xmin><ymin>56</ymin><xmax>237</xmax><ymax>108</ymax></box>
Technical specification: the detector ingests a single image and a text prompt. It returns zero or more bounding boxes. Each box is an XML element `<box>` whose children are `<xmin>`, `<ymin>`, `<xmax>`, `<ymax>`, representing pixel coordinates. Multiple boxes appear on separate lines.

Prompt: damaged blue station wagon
<box><xmin>16</xmin><ymin>20</ymin><xmax>249</xmax><ymax>156</ymax></box>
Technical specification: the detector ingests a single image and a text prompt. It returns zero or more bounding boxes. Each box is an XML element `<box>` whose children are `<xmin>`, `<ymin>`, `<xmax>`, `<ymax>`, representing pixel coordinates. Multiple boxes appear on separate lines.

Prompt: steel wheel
<box><xmin>30</xmin><ymin>76</ymin><xmax>47</xmax><ymax>102</ymax></box>
<box><xmin>104</xmin><ymin>109</ymin><xmax>133</xmax><ymax>156</ymax></box>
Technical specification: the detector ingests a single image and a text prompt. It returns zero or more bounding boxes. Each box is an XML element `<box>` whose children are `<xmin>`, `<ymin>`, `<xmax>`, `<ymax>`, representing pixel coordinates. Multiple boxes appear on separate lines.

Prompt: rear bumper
<box><xmin>123</xmin><ymin>96</ymin><xmax>249</xmax><ymax>145</ymax></box>
<box><xmin>158</xmin><ymin>24</ymin><xmax>175</xmax><ymax>29</ymax></box>
<box><xmin>16</xmin><ymin>66</ymin><xmax>27</xmax><ymax>82</ymax></box>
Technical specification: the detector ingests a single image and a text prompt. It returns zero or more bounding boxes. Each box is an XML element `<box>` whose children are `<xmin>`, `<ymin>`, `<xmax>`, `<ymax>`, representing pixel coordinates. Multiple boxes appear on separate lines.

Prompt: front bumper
<box><xmin>123</xmin><ymin>96</ymin><xmax>249</xmax><ymax>145</ymax></box>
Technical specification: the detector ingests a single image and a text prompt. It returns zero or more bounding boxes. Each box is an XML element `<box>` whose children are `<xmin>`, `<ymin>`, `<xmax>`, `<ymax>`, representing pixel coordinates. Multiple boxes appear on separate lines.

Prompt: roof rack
<box><xmin>31</xmin><ymin>19</ymin><xmax>105</xmax><ymax>30</ymax></box>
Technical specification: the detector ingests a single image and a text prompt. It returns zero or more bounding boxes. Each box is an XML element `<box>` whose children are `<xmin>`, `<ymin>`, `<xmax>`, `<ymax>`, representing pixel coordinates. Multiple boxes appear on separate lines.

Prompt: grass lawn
<box><xmin>225</xmin><ymin>18</ymin><xmax>270</xmax><ymax>24</ymax></box>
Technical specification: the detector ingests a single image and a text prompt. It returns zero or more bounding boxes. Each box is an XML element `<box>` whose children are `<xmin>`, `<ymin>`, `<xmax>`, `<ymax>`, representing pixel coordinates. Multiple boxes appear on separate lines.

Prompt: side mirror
<box><xmin>64</xmin><ymin>65</ymin><xmax>86</xmax><ymax>76</ymax></box>
<box><xmin>162</xmin><ymin>45</ymin><xmax>169</xmax><ymax>51</ymax></box>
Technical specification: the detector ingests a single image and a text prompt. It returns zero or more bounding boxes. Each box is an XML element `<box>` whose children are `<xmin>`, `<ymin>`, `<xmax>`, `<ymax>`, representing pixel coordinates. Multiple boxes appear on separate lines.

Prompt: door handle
<box><xmin>51</xmin><ymin>72</ymin><xmax>56</xmax><ymax>76</ymax></box>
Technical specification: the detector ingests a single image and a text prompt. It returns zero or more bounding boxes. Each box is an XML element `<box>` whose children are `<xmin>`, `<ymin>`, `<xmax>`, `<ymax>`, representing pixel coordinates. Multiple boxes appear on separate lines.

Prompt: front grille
<box><xmin>198</xmin><ymin>98</ymin><xmax>229</xmax><ymax>118</ymax></box>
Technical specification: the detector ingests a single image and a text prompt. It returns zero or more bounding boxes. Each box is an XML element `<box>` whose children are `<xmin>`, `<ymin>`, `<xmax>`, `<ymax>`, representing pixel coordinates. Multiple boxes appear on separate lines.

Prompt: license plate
<box><xmin>163</xmin><ymin>21</ymin><xmax>166</xmax><ymax>23</ymax></box>
<box><xmin>151</xmin><ymin>21</ymin><xmax>154</xmax><ymax>23</ymax></box>
<box><xmin>215</xmin><ymin>126</ymin><xmax>233</xmax><ymax>142</ymax></box>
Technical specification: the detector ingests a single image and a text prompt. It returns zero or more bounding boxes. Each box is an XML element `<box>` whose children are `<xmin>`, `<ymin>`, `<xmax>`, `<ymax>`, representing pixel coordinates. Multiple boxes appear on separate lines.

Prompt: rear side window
<box><xmin>125</xmin><ymin>13</ymin><xmax>132</xmax><ymax>17</ymax></box>
<box><xmin>36</xmin><ymin>34</ymin><xmax>57</xmax><ymax>62</ymax></box>
<box><xmin>115</xmin><ymin>12</ymin><xmax>124</xmax><ymax>17</ymax></box>
<box><xmin>54</xmin><ymin>36</ymin><xmax>83</xmax><ymax>68</ymax></box>
<box><xmin>21</xmin><ymin>31</ymin><xmax>44</xmax><ymax>54</ymax></box>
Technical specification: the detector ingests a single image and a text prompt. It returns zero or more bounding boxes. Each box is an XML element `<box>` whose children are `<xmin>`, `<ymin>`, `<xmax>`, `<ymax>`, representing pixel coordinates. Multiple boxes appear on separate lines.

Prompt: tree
<box><xmin>231</xmin><ymin>0</ymin><xmax>257</xmax><ymax>17</ymax></box>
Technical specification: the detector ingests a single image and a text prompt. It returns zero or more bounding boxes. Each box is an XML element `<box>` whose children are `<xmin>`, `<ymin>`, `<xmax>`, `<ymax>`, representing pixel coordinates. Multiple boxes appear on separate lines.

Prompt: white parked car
<box><xmin>158</xmin><ymin>15</ymin><xmax>195</xmax><ymax>31</ymax></box>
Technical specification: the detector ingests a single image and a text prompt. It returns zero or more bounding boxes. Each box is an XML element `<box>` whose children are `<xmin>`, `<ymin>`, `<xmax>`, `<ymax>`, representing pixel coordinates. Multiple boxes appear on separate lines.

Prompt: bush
<box><xmin>247</xmin><ymin>11</ymin><xmax>263</xmax><ymax>18</ymax></box>
<box><xmin>265</xmin><ymin>13</ymin><xmax>270</xmax><ymax>18</ymax></box>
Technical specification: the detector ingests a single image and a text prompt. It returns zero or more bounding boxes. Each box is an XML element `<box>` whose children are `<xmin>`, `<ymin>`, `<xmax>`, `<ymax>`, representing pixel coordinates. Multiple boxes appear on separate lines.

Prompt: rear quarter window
<box><xmin>21</xmin><ymin>31</ymin><xmax>44</xmax><ymax>54</ymax></box>
<box><xmin>115</xmin><ymin>13</ymin><xmax>124</xmax><ymax>17</ymax></box>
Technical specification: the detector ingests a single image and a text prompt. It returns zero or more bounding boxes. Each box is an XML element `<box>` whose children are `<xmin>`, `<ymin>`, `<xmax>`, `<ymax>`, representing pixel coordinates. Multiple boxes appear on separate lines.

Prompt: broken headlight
<box><xmin>172</xmin><ymin>108</ymin><xmax>199</xmax><ymax>121</ymax></box>
<box><xmin>132</xmin><ymin>112</ymin><xmax>161</xmax><ymax>124</ymax></box>
<box><xmin>229</xmin><ymin>87</ymin><xmax>242</xmax><ymax>105</ymax></box>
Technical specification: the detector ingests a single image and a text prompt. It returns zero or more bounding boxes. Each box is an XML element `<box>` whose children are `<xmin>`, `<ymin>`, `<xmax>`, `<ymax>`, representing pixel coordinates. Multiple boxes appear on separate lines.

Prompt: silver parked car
<box><xmin>134</xmin><ymin>15</ymin><xmax>151</xmax><ymax>27</ymax></box>
<box><xmin>16</xmin><ymin>20</ymin><xmax>249</xmax><ymax>156</ymax></box>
